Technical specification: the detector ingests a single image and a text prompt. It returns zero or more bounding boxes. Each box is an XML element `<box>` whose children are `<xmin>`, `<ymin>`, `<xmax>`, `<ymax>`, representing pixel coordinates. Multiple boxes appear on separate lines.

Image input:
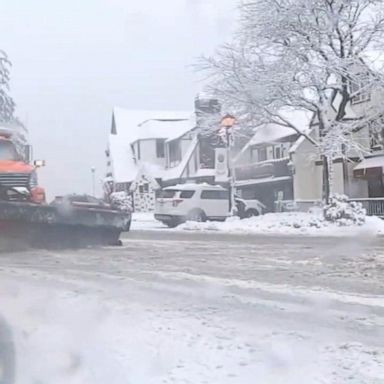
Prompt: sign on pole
<box><xmin>214</xmin><ymin>148</ymin><xmax>228</xmax><ymax>183</ymax></box>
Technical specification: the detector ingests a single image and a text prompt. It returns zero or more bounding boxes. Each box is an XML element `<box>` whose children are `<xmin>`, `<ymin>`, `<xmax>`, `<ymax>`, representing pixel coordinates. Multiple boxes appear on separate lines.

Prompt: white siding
<box><xmin>292</xmin><ymin>139</ymin><xmax>322</xmax><ymax>201</ymax></box>
<box><xmin>344</xmin><ymin>161</ymin><xmax>369</xmax><ymax>198</ymax></box>
<box><xmin>331</xmin><ymin>163</ymin><xmax>345</xmax><ymax>194</ymax></box>
<box><xmin>181</xmin><ymin>138</ymin><xmax>193</xmax><ymax>158</ymax></box>
<box><xmin>137</xmin><ymin>139</ymin><xmax>166</xmax><ymax>167</ymax></box>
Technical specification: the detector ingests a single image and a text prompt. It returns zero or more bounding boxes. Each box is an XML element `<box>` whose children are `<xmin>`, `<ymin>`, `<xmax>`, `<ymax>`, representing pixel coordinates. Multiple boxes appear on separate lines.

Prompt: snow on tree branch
<box><xmin>199</xmin><ymin>0</ymin><xmax>384</xmax><ymax>162</ymax></box>
<box><xmin>0</xmin><ymin>50</ymin><xmax>15</xmax><ymax>123</ymax></box>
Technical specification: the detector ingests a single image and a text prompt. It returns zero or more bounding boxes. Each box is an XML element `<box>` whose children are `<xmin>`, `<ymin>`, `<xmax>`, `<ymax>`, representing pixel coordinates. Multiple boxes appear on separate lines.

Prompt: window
<box><xmin>169</xmin><ymin>140</ymin><xmax>181</xmax><ymax>165</ymax></box>
<box><xmin>0</xmin><ymin>141</ymin><xmax>18</xmax><ymax>161</ymax></box>
<box><xmin>180</xmin><ymin>190</ymin><xmax>195</xmax><ymax>198</ymax></box>
<box><xmin>251</xmin><ymin>147</ymin><xmax>258</xmax><ymax>162</ymax></box>
<box><xmin>156</xmin><ymin>139</ymin><xmax>165</xmax><ymax>158</ymax></box>
<box><xmin>281</xmin><ymin>145</ymin><xmax>287</xmax><ymax>158</ymax></box>
<box><xmin>275</xmin><ymin>147</ymin><xmax>281</xmax><ymax>159</ymax></box>
<box><xmin>139</xmin><ymin>183</ymin><xmax>149</xmax><ymax>194</ymax></box>
<box><xmin>350</xmin><ymin>79</ymin><xmax>371</xmax><ymax>105</ymax></box>
<box><xmin>258</xmin><ymin>147</ymin><xmax>267</xmax><ymax>162</ymax></box>
<box><xmin>201</xmin><ymin>190</ymin><xmax>228</xmax><ymax>200</ymax></box>
<box><xmin>159</xmin><ymin>189</ymin><xmax>178</xmax><ymax>198</ymax></box>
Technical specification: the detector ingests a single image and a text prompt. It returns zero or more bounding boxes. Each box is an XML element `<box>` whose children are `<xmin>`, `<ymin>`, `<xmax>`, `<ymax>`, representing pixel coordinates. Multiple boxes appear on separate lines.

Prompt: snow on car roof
<box><xmin>163</xmin><ymin>183</ymin><xmax>226</xmax><ymax>191</ymax></box>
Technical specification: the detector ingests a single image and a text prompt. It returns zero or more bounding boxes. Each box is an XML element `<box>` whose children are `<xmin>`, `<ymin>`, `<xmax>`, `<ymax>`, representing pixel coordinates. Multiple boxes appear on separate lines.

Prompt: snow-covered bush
<box><xmin>323</xmin><ymin>194</ymin><xmax>366</xmax><ymax>226</ymax></box>
<box><xmin>109</xmin><ymin>191</ymin><xmax>132</xmax><ymax>212</ymax></box>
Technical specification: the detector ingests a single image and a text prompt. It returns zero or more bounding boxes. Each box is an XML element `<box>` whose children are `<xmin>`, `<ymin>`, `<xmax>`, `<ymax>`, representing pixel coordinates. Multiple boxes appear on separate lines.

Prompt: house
<box><xmin>105</xmin><ymin>95</ymin><xmax>244</xmax><ymax>211</ymax></box>
<box><xmin>232</xmin><ymin>72</ymin><xmax>384</xmax><ymax>216</ymax></box>
<box><xmin>105</xmin><ymin>108</ymin><xmax>195</xmax><ymax>211</ymax></box>
<box><xmin>287</xmin><ymin>84</ymin><xmax>384</xmax><ymax>214</ymax></box>
<box><xmin>233</xmin><ymin>109</ymin><xmax>313</xmax><ymax>212</ymax></box>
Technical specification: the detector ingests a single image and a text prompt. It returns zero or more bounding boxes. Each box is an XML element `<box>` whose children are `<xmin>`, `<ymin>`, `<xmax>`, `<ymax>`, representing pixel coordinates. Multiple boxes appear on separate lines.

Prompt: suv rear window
<box><xmin>180</xmin><ymin>190</ymin><xmax>195</xmax><ymax>199</ymax></box>
<box><xmin>159</xmin><ymin>190</ymin><xmax>178</xmax><ymax>198</ymax></box>
<box><xmin>200</xmin><ymin>190</ymin><xmax>228</xmax><ymax>200</ymax></box>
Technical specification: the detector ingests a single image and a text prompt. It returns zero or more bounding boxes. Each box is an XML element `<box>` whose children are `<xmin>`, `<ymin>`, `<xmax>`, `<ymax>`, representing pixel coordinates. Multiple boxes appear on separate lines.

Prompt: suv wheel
<box><xmin>187</xmin><ymin>209</ymin><xmax>206</xmax><ymax>222</ymax></box>
<box><xmin>245</xmin><ymin>208</ymin><xmax>260</xmax><ymax>218</ymax></box>
<box><xmin>165</xmin><ymin>220</ymin><xmax>179</xmax><ymax>228</ymax></box>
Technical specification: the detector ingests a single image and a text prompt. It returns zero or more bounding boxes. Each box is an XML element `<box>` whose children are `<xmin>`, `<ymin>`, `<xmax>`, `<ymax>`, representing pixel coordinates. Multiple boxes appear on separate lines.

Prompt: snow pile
<box><xmin>109</xmin><ymin>191</ymin><xmax>132</xmax><ymax>212</ymax></box>
<box><xmin>179</xmin><ymin>211</ymin><xmax>384</xmax><ymax>236</ymax></box>
<box><xmin>131</xmin><ymin>212</ymin><xmax>166</xmax><ymax>230</ymax></box>
<box><xmin>324</xmin><ymin>194</ymin><xmax>366</xmax><ymax>226</ymax></box>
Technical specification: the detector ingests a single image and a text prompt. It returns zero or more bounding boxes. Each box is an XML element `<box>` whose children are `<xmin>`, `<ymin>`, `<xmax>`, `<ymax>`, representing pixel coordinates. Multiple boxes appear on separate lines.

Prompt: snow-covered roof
<box><xmin>112</xmin><ymin>107</ymin><xmax>193</xmax><ymax>142</ymax></box>
<box><xmin>248</xmin><ymin>123</ymin><xmax>297</xmax><ymax>146</ymax></box>
<box><xmin>138</xmin><ymin>118</ymin><xmax>195</xmax><ymax>143</ymax></box>
<box><xmin>109</xmin><ymin>107</ymin><xmax>195</xmax><ymax>184</ymax></box>
<box><xmin>354</xmin><ymin>155</ymin><xmax>384</xmax><ymax>171</ymax></box>
<box><xmin>108</xmin><ymin>134</ymin><xmax>136</xmax><ymax>183</ymax></box>
<box><xmin>249</xmin><ymin>108</ymin><xmax>313</xmax><ymax>146</ymax></box>
<box><xmin>235</xmin><ymin>109</ymin><xmax>314</xmax><ymax>160</ymax></box>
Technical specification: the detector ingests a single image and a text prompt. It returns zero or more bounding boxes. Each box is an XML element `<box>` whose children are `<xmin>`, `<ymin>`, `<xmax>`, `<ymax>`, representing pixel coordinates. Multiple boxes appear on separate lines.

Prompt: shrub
<box><xmin>109</xmin><ymin>191</ymin><xmax>132</xmax><ymax>212</ymax></box>
<box><xmin>323</xmin><ymin>194</ymin><xmax>366</xmax><ymax>226</ymax></box>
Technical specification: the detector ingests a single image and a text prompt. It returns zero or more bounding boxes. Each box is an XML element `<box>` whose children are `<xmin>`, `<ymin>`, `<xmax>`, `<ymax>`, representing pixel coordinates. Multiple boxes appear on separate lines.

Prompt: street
<box><xmin>1</xmin><ymin>231</ymin><xmax>384</xmax><ymax>383</ymax></box>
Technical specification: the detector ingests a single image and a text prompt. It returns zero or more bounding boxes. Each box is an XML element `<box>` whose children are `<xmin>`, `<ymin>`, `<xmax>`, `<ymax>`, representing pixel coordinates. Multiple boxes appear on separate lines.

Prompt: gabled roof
<box><xmin>248</xmin><ymin>123</ymin><xmax>297</xmax><ymax>146</ymax></box>
<box><xmin>108</xmin><ymin>107</ymin><xmax>195</xmax><ymax>184</ymax></box>
<box><xmin>112</xmin><ymin>107</ymin><xmax>193</xmax><ymax>142</ymax></box>
<box><xmin>248</xmin><ymin>108</ymin><xmax>313</xmax><ymax>147</ymax></box>
<box><xmin>139</xmin><ymin>118</ymin><xmax>195</xmax><ymax>142</ymax></box>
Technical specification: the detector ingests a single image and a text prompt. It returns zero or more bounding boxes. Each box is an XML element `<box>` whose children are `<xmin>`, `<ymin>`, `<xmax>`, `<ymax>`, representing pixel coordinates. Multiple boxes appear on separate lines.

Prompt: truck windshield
<box><xmin>0</xmin><ymin>141</ymin><xmax>18</xmax><ymax>161</ymax></box>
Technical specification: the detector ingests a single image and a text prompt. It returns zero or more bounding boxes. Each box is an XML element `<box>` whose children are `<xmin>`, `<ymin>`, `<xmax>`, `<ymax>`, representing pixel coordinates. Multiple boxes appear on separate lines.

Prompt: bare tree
<box><xmin>200</xmin><ymin>0</ymin><xmax>384</xmax><ymax>202</ymax></box>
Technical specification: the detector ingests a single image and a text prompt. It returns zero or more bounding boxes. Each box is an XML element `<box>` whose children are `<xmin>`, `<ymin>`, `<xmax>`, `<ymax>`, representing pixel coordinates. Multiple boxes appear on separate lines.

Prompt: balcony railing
<box><xmin>351</xmin><ymin>198</ymin><xmax>384</xmax><ymax>217</ymax></box>
<box><xmin>235</xmin><ymin>157</ymin><xmax>291</xmax><ymax>181</ymax></box>
<box><xmin>275</xmin><ymin>198</ymin><xmax>384</xmax><ymax>217</ymax></box>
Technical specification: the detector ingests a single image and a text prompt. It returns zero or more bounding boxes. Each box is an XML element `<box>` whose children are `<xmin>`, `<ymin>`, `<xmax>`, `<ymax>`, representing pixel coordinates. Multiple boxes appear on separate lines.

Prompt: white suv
<box><xmin>154</xmin><ymin>183</ymin><xmax>264</xmax><ymax>227</ymax></box>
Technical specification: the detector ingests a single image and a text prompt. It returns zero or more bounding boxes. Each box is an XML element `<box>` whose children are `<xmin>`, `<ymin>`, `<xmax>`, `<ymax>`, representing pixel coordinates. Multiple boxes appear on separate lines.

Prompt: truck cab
<box><xmin>0</xmin><ymin>127</ymin><xmax>45</xmax><ymax>204</ymax></box>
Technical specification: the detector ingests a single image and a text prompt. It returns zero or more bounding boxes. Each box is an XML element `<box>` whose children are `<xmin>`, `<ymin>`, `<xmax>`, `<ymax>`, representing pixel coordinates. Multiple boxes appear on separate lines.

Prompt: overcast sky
<box><xmin>0</xmin><ymin>0</ymin><xmax>237</xmax><ymax>198</ymax></box>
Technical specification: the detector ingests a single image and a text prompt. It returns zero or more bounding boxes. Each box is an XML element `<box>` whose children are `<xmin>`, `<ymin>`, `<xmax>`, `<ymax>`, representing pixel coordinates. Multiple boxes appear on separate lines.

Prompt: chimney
<box><xmin>194</xmin><ymin>93</ymin><xmax>221</xmax><ymax>127</ymax></box>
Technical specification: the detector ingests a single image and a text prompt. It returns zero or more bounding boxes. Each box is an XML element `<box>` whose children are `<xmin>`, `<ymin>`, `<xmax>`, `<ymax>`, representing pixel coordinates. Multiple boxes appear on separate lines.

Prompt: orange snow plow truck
<box><xmin>0</xmin><ymin>127</ymin><xmax>45</xmax><ymax>203</ymax></box>
<box><xmin>0</xmin><ymin>125</ymin><xmax>131</xmax><ymax>248</ymax></box>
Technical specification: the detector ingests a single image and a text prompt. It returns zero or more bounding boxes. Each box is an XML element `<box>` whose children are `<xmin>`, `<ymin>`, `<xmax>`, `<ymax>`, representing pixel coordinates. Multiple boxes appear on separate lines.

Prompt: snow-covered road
<box><xmin>1</xmin><ymin>231</ymin><xmax>384</xmax><ymax>383</ymax></box>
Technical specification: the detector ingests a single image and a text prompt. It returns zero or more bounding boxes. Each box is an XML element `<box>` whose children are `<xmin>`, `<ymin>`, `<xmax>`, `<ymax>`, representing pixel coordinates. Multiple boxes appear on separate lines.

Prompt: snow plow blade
<box><xmin>0</xmin><ymin>200</ymin><xmax>131</xmax><ymax>249</ymax></box>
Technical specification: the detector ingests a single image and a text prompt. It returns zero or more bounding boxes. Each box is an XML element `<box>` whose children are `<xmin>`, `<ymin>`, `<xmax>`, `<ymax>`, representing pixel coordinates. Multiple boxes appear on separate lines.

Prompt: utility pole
<box><xmin>220</xmin><ymin>114</ymin><xmax>236</xmax><ymax>214</ymax></box>
<box><xmin>91</xmin><ymin>167</ymin><xmax>96</xmax><ymax>196</ymax></box>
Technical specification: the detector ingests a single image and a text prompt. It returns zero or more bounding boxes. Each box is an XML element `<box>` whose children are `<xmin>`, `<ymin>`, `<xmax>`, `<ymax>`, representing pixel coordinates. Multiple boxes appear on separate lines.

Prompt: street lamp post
<box><xmin>91</xmin><ymin>167</ymin><xmax>96</xmax><ymax>197</ymax></box>
<box><xmin>220</xmin><ymin>114</ymin><xmax>236</xmax><ymax>214</ymax></box>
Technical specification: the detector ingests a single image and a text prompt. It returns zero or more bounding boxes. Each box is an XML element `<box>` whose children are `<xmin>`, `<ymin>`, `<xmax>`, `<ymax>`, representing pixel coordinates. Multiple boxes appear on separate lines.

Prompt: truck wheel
<box><xmin>187</xmin><ymin>209</ymin><xmax>206</xmax><ymax>222</ymax></box>
<box><xmin>165</xmin><ymin>220</ymin><xmax>179</xmax><ymax>228</ymax></box>
<box><xmin>245</xmin><ymin>208</ymin><xmax>260</xmax><ymax>218</ymax></box>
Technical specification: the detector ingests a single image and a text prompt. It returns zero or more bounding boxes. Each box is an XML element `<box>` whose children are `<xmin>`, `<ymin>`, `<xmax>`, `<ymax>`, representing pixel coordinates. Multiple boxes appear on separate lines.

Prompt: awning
<box><xmin>354</xmin><ymin>156</ymin><xmax>384</xmax><ymax>179</ymax></box>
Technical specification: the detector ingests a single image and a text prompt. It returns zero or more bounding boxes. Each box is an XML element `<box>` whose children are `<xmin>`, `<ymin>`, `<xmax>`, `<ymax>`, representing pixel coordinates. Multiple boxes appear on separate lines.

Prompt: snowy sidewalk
<box><xmin>131</xmin><ymin>211</ymin><xmax>384</xmax><ymax>237</ymax></box>
<box><xmin>131</xmin><ymin>212</ymin><xmax>167</xmax><ymax>230</ymax></box>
